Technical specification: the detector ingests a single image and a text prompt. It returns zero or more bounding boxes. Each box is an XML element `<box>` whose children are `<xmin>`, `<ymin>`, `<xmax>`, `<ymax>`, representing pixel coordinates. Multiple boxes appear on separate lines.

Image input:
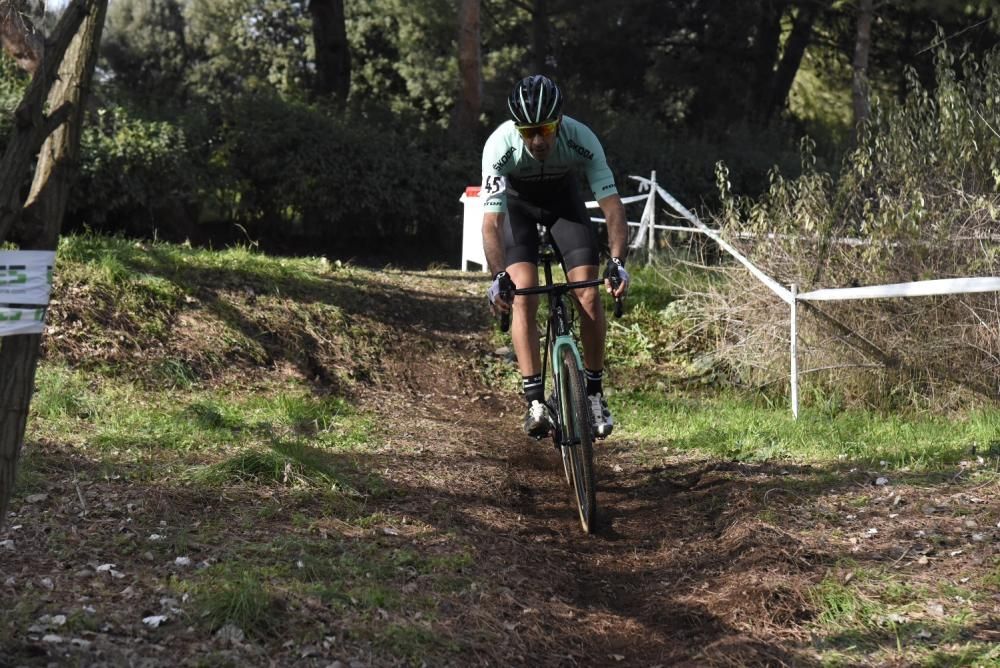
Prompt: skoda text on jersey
<box><xmin>480</xmin><ymin>116</ymin><xmax>618</xmax><ymax>214</ymax></box>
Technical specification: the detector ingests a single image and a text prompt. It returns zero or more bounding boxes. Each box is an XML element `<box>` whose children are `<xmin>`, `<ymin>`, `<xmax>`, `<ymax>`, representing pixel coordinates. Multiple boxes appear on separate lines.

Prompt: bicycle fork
<box><xmin>550</xmin><ymin>335</ymin><xmax>586</xmax><ymax>447</ymax></box>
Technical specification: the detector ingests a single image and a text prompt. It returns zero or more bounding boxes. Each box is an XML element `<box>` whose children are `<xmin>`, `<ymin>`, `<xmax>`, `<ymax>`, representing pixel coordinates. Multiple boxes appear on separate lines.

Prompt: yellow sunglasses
<box><xmin>516</xmin><ymin>119</ymin><xmax>559</xmax><ymax>140</ymax></box>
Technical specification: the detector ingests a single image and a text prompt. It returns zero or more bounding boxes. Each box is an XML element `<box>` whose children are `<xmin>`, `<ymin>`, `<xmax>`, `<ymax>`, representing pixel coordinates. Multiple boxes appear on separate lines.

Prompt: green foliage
<box><xmin>184</xmin><ymin>0</ymin><xmax>312</xmax><ymax>101</ymax></box>
<box><xmin>101</xmin><ymin>0</ymin><xmax>188</xmax><ymax>108</ymax></box>
<box><xmin>346</xmin><ymin>0</ymin><xmax>458</xmax><ymax>129</ymax></box>
<box><xmin>212</xmin><ymin>93</ymin><xmax>475</xmax><ymax>246</ymax></box>
<box><xmin>74</xmin><ymin>106</ymin><xmax>199</xmax><ymax>233</ymax></box>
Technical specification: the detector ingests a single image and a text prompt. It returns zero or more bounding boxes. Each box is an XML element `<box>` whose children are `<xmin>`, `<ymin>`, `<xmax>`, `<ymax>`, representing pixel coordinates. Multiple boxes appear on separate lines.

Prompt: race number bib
<box><xmin>481</xmin><ymin>175</ymin><xmax>506</xmax><ymax>197</ymax></box>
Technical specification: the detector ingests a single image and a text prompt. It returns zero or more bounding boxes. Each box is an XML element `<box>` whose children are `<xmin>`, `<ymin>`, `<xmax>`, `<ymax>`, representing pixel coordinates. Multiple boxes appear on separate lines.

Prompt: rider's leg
<box><xmin>506</xmin><ymin>261</ymin><xmax>541</xmax><ymax>378</ymax></box>
<box><xmin>506</xmin><ymin>261</ymin><xmax>554</xmax><ymax>438</ymax></box>
<box><xmin>566</xmin><ymin>264</ymin><xmax>605</xmax><ymax>374</ymax></box>
<box><xmin>568</xmin><ymin>264</ymin><xmax>613</xmax><ymax>437</ymax></box>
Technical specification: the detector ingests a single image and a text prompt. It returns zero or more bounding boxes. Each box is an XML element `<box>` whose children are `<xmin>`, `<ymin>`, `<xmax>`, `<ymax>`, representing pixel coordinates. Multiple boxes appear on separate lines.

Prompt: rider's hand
<box><xmin>604</xmin><ymin>257</ymin><xmax>629</xmax><ymax>299</ymax></box>
<box><xmin>487</xmin><ymin>271</ymin><xmax>516</xmax><ymax>313</ymax></box>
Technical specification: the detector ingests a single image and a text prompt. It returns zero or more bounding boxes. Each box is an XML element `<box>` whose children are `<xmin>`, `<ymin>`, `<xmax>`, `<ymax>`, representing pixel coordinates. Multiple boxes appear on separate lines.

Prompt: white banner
<box><xmin>0</xmin><ymin>308</ymin><xmax>47</xmax><ymax>335</ymax></box>
<box><xmin>0</xmin><ymin>251</ymin><xmax>55</xmax><ymax>337</ymax></box>
<box><xmin>0</xmin><ymin>251</ymin><xmax>55</xmax><ymax>305</ymax></box>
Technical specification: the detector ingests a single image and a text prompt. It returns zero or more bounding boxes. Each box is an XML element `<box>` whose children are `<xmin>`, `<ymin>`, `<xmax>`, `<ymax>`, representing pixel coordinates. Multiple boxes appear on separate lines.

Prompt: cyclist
<box><xmin>482</xmin><ymin>74</ymin><xmax>630</xmax><ymax>439</ymax></box>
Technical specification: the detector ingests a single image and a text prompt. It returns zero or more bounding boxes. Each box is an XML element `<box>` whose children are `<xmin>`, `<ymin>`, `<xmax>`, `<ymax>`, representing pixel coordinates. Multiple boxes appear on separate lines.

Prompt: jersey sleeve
<box><xmin>480</xmin><ymin>127</ymin><xmax>513</xmax><ymax>214</ymax></box>
<box><xmin>574</xmin><ymin>123</ymin><xmax>618</xmax><ymax>201</ymax></box>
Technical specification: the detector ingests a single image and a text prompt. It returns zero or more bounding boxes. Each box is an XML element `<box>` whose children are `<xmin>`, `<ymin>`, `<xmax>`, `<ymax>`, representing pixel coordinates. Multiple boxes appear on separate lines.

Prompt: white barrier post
<box><xmin>790</xmin><ymin>283</ymin><xmax>799</xmax><ymax>419</ymax></box>
<box><xmin>648</xmin><ymin>170</ymin><xmax>656</xmax><ymax>254</ymax></box>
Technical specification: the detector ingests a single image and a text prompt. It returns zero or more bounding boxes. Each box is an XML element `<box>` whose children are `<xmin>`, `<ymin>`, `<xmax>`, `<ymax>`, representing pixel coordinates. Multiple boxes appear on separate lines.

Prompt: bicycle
<box><xmin>499</xmin><ymin>228</ymin><xmax>623</xmax><ymax>533</ymax></box>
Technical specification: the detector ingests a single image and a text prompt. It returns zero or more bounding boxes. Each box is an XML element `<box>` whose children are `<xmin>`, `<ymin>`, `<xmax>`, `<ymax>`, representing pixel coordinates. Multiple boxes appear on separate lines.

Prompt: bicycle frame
<box><xmin>513</xmin><ymin>232</ymin><xmax>603</xmax><ymax>446</ymax></box>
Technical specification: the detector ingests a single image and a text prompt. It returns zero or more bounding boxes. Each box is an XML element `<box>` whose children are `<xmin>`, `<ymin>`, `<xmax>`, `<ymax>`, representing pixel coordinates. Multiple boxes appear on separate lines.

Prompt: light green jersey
<box><xmin>480</xmin><ymin>115</ymin><xmax>618</xmax><ymax>213</ymax></box>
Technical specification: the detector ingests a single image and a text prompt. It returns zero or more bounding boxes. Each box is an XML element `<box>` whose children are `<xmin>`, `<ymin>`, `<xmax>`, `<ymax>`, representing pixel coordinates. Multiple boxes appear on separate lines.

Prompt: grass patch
<box><xmin>616</xmin><ymin>390</ymin><xmax>995</xmax><ymax>467</ymax></box>
<box><xmin>192</xmin><ymin>569</ymin><xmax>282</xmax><ymax>639</ymax></box>
<box><xmin>809</xmin><ymin>575</ymin><xmax>880</xmax><ymax>634</ymax></box>
<box><xmin>31</xmin><ymin>365</ymin><xmax>100</xmax><ymax>421</ymax></box>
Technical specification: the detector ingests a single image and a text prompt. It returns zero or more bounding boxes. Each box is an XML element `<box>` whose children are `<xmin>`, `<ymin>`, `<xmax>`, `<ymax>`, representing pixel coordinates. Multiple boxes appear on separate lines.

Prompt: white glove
<box><xmin>604</xmin><ymin>257</ymin><xmax>629</xmax><ymax>297</ymax></box>
<box><xmin>487</xmin><ymin>271</ymin><xmax>515</xmax><ymax>308</ymax></box>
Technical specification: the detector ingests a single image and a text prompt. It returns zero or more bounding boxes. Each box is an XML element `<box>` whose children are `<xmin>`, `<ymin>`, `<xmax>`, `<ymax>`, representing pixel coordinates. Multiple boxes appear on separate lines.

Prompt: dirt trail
<box><xmin>2</xmin><ymin>269</ymin><xmax>997</xmax><ymax>667</ymax></box>
<box><xmin>352</xmin><ymin>275</ymin><xmax>819</xmax><ymax>667</ymax></box>
<box><xmin>352</xmin><ymin>271</ymin><xmax>999</xmax><ymax>667</ymax></box>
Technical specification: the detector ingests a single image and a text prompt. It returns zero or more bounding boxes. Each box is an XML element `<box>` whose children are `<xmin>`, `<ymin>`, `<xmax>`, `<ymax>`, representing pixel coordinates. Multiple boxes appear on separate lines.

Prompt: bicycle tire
<box><xmin>550</xmin><ymin>349</ymin><xmax>573</xmax><ymax>488</ymax></box>
<box><xmin>559</xmin><ymin>347</ymin><xmax>597</xmax><ymax>533</ymax></box>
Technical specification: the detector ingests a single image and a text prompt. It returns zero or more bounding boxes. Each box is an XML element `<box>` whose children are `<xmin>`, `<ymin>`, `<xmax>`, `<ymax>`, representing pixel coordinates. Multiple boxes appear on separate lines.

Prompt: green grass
<box><xmin>615</xmin><ymin>390</ymin><xmax>998</xmax><ymax>468</ymax></box>
<box><xmin>175</xmin><ymin>535</ymin><xmax>472</xmax><ymax>657</ymax></box>
<box><xmin>25</xmin><ymin>368</ymin><xmax>379</xmax><ymax>500</ymax></box>
<box><xmin>805</xmin><ymin>564</ymin><xmax>996</xmax><ymax>667</ymax></box>
<box><xmin>193</xmin><ymin>569</ymin><xmax>282</xmax><ymax>639</ymax></box>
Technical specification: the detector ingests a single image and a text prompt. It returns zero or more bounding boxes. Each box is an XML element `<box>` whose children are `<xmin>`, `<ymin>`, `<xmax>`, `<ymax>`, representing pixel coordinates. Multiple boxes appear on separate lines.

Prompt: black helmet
<box><xmin>507</xmin><ymin>74</ymin><xmax>563</xmax><ymax>125</ymax></box>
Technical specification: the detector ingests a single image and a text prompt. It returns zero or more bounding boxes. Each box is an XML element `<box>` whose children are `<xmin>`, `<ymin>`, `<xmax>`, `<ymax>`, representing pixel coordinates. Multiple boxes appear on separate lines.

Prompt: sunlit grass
<box><xmin>614</xmin><ymin>390</ymin><xmax>998</xmax><ymax>468</ymax></box>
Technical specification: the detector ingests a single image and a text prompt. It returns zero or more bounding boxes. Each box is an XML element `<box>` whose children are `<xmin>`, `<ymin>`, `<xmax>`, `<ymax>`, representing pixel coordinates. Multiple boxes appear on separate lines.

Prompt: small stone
<box><xmin>142</xmin><ymin>615</ymin><xmax>168</xmax><ymax>628</ymax></box>
<box><xmin>215</xmin><ymin>624</ymin><xmax>245</xmax><ymax>645</ymax></box>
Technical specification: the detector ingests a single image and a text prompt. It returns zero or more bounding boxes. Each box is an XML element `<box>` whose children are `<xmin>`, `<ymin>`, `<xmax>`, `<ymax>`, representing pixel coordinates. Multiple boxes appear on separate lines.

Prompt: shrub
<box><xmin>704</xmin><ymin>45</ymin><xmax>1000</xmax><ymax>410</ymax></box>
<box><xmin>210</xmin><ymin>94</ymin><xmax>475</xmax><ymax>253</ymax></box>
<box><xmin>71</xmin><ymin>105</ymin><xmax>205</xmax><ymax>239</ymax></box>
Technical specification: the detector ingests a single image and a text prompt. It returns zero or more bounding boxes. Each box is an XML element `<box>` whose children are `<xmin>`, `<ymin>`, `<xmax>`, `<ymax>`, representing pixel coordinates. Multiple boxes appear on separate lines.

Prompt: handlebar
<box><xmin>497</xmin><ymin>277</ymin><xmax>624</xmax><ymax>332</ymax></box>
<box><xmin>513</xmin><ymin>278</ymin><xmax>605</xmax><ymax>296</ymax></box>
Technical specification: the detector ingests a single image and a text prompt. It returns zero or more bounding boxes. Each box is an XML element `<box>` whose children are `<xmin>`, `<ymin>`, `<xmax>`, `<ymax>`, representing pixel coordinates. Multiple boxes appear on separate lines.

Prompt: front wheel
<box><xmin>558</xmin><ymin>347</ymin><xmax>597</xmax><ymax>533</ymax></box>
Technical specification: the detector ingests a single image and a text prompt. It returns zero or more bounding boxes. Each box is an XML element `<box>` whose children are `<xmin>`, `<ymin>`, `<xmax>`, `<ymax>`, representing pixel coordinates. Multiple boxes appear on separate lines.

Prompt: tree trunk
<box><xmin>751</xmin><ymin>0</ymin><xmax>786</xmax><ymax>119</ymax></box>
<box><xmin>0</xmin><ymin>0</ymin><xmax>108</xmax><ymax>529</ymax></box>
<box><xmin>531</xmin><ymin>0</ymin><xmax>548</xmax><ymax>74</ymax></box>
<box><xmin>0</xmin><ymin>0</ymin><xmax>43</xmax><ymax>75</ymax></box>
<box><xmin>852</xmin><ymin>0</ymin><xmax>874</xmax><ymax>137</ymax></box>
<box><xmin>766</xmin><ymin>1</ymin><xmax>820</xmax><ymax>120</ymax></box>
<box><xmin>452</xmin><ymin>0</ymin><xmax>481</xmax><ymax>135</ymax></box>
<box><xmin>0</xmin><ymin>1</ymin><xmax>87</xmax><ymax>244</ymax></box>
<box><xmin>309</xmin><ymin>0</ymin><xmax>350</xmax><ymax>102</ymax></box>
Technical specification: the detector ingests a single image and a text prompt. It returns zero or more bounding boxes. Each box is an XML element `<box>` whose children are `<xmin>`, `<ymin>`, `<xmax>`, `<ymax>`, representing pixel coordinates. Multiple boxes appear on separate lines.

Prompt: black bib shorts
<box><xmin>502</xmin><ymin>176</ymin><xmax>599</xmax><ymax>272</ymax></box>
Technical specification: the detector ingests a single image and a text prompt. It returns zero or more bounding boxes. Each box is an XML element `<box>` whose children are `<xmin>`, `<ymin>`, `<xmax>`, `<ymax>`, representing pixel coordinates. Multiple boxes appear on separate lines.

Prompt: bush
<box><xmin>210</xmin><ymin>94</ymin><xmax>475</xmax><ymax>254</ymax></box>
<box><xmin>71</xmin><ymin>105</ymin><xmax>206</xmax><ymax>239</ymax></box>
<box><xmin>705</xmin><ymin>45</ymin><xmax>1000</xmax><ymax>410</ymax></box>
<box><xmin>66</xmin><ymin>96</ymin><xmax>477</xmax><ymax>258</ymax></box>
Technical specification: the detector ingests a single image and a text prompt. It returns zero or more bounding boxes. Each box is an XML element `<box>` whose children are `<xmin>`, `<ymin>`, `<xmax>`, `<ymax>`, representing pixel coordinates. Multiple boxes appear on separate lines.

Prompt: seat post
<box><xmin>538</xmin><ymin>225</ymin><xmax>556</xmax><ymax>287</ymax></box>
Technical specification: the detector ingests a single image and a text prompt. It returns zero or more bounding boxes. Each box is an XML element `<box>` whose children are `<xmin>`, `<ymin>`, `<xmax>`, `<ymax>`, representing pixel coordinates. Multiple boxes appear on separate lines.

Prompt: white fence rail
<box><xmin>459</xmin><ymin>173</ymin><xmax>1000</xmax><ymax>417</ymax></box>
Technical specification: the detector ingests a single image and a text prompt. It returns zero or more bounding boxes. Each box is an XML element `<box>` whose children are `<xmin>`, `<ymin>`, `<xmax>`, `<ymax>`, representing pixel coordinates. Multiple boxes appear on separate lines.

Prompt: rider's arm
<box><xmin>599</xmin><ymin>194</ymin><xmax>628</xmax><ymax>262</ymax></box>
<box><xmin>480</xmin><ymin>126</ymin><xmax>513</xmax><ymax>278</ymax></box>
<box><xmin>599</xmin><ymin>194</ymin><xmax>628</xmax><ymax>299</ymax></box>
<box><xmin>482</xmin><ymin>210</ymin><xmax>507</xmax><ymax>277</ymax></box>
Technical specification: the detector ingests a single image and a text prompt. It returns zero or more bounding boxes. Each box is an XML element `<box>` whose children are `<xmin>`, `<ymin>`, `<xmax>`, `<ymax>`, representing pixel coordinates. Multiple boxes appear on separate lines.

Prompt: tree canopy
<box><xmin>2</xmin><ymin>0</ymin><xmax>993</xmax><ymax>257</ymax></box>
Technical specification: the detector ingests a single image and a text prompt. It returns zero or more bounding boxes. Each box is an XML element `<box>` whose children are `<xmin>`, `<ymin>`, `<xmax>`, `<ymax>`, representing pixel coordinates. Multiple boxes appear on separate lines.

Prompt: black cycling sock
<box><xmin>585</xmin><ymin>368</ymin><xmax>603</xmax><ymax>396</ymax></box>
<box><xmin>522</xmin><ymin>374</ymin><xmax>544</xmax><ymax>404</ymax></box>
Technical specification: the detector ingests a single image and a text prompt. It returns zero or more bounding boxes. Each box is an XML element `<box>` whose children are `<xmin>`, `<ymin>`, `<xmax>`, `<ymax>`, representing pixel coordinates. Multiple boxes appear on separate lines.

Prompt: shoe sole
<box><xmin>525</xmin><ymin>423</ymin><xmax>554</xmax><ymax>439</ymax></box>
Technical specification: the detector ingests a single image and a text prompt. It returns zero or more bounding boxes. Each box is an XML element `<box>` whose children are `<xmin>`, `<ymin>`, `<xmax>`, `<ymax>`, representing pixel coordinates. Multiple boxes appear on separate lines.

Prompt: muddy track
<box><xmin>4</xmin><ymin>269</ymin><xmax>997</xmax><ymax>667</ymax></box>
<box><xmin>357</xmin><ymin>279</ymin><xmax>820</xmax><ymax>667</ymax></box>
